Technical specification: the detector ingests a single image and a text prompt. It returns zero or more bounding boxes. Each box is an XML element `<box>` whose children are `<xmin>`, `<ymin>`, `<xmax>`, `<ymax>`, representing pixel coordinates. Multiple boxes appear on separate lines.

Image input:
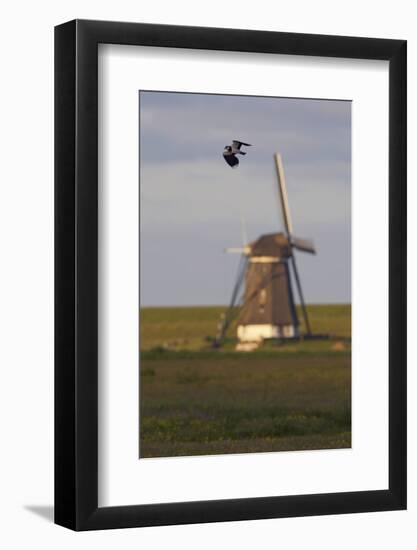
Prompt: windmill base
<box><xmin>237</xmin><ymin>323</ymin><xmax>298</xmax><ymax>343</ymax></box>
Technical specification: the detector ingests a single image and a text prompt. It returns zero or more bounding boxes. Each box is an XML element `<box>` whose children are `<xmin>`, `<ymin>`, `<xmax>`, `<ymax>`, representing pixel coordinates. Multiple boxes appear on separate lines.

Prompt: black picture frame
<box><xmin>55</xmin><ymin>19</ymin><xmax>407</xmax><ymax>531</ymax></box>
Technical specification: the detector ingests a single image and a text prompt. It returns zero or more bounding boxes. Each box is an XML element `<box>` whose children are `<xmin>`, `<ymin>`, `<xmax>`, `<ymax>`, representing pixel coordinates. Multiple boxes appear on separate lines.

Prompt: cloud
<box><xmin>140</xmin><ymin>91</ymin><xmax>351</xmax><ymax>166</ymax></box>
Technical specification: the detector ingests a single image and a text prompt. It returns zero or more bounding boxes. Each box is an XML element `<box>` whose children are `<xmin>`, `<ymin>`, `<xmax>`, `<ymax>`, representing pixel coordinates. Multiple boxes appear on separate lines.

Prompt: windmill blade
<box><xmin>214</xmin><ymin>255</ymin><xmax>248</xmax><ymax>346</ymax></box>
<box><xmin>274</xmin><ymin>153</ymin><xmax>293</xmax><ymax>236</ymax></box>
<box><xmin>225</xmin><ymin>246</ymin><xmax>251</xmax><ymax>254</ymax></box>
<box><xmin>292</xmin><ymin>237</ymin><xmax>316</xmax><ymax>254</ymax></box>
<box><xmin>274</xmin><ymin>153</ymin><xmax>314</xmax><ymax>335</ymax></box>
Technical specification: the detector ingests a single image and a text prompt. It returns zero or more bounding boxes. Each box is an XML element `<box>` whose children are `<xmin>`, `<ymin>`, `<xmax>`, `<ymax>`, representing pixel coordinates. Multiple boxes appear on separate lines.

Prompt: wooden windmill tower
<box><xmin>215</xmin><ymin>153</ymin><xmax>316</xmax><ymax>348</ymax></box>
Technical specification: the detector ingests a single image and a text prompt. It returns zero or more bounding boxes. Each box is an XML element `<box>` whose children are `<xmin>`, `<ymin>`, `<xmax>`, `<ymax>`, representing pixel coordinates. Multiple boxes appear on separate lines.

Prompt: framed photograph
<box><xmin>55</xmin><ymin>19</ymin><xmax>406</xmax><ymax>530</ymax></box>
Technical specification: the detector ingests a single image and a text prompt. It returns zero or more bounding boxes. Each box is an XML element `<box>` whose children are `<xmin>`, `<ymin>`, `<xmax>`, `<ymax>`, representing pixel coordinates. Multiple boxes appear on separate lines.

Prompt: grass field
<box><xmin>140</xmin><ymin>304</ymin><xmax>351</xmax><ymax>458</ymax></box>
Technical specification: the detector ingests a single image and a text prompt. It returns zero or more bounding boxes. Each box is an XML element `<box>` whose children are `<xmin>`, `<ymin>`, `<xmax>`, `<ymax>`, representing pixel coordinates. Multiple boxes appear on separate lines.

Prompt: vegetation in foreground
<box><xmin>139</xmin><ymin>304</ymin><xmax>351</xmax><ymax>458</ymax></box>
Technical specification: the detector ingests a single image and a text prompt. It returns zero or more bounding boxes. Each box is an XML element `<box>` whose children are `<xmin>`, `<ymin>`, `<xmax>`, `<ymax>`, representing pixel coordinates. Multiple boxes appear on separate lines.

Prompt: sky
<box><xmin>140</xmin><ymin>91</ymin><xmax>351</xmax><ymax>306</ymax></box>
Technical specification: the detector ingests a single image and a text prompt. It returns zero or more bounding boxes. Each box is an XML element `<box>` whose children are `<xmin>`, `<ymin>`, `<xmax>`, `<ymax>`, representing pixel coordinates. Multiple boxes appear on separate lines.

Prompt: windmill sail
<box><xmin>275</xmin><ymin>153</ymin><xmax>293</xmax><ymax>236</ymax></box>
<box><xmin>274</xmin><ymin>152</ymin><xmax>314</xmax><ymax>336</ymax></box>
<box><xmin>292</xmin><ymin>237</ymin><xmax>316</xmax><ymax>254</ymax></box>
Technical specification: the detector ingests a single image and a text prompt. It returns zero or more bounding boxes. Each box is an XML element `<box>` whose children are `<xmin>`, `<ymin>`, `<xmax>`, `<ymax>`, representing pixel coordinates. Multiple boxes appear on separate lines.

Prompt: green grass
<box><xmin>140</xmin><ymin>304</ymin><xmax>351</xmax><ymax>458</ymax></box>
<box><xmin>140</xmin><ymin>303</ymin><xmax>351</xmax><ymax>351</ymax></box>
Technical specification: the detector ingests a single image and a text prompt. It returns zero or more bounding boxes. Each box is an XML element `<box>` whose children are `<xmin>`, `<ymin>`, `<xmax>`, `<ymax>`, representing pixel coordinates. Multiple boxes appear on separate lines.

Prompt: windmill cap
<box><xmin>248</xmin><ymin>233</ymin><xmax>292</xmax><ymax>258</ymax></box>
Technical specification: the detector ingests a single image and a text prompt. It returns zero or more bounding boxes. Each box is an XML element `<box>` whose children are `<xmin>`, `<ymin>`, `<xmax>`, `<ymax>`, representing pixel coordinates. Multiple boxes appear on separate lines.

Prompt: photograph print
<box><xmin>139</xmin><ymin>91</ymin><xmax>351</xmax><ymax>459</ymax></box>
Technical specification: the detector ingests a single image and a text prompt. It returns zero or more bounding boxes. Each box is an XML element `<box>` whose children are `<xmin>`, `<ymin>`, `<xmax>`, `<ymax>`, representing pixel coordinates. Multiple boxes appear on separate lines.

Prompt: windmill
<box><xmin>215</xmin><ymin>153</ymin><xmax>316</xmax><ymax>348</ymax></box>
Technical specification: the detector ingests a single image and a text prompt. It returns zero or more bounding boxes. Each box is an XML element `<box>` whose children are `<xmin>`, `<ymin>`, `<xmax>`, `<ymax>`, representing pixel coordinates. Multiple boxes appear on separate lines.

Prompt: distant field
<box><xmin>140</xmin><ymin>304</ymin><xmax>351</xmax><ymax>458</ymax></box>
<box><xmin>140</xmin><ymin>303</ymin><xmax>351</xmax><ymax>351</ymax></box>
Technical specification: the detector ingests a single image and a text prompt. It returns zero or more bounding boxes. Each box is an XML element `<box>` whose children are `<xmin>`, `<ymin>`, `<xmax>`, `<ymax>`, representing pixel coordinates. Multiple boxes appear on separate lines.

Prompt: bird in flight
<box><xmin>223</xmin><ymin>140</ymin><xmax>252</xmax><ymax>168</ymax></box>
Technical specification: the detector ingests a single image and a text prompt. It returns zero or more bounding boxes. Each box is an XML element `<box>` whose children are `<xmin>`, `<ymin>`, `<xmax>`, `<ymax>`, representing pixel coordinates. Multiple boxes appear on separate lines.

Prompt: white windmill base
<box><xmin>236</xmin><ymin>324</ymin><xmax>299</xmax><ymax>350</ymax></box>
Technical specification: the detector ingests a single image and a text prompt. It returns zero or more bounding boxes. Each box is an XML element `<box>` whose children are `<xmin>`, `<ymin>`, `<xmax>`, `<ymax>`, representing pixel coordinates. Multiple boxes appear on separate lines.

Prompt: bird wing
<box><xmin>233</xmin><ymin>140</ymin><xmax>251</xmax><ymax>149</ymax></box>
<box><xmin>223</xmin><ymin>152</ymin><xmax>239</xmax><ymax>167</ymax></box>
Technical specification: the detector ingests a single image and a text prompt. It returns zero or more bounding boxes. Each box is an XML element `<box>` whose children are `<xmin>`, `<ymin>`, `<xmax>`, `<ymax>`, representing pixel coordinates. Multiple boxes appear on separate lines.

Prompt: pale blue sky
<box><xmin>140</xmin><ymin>91</ymin><xmax>351</xmax><ymax>306</ymax></box>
